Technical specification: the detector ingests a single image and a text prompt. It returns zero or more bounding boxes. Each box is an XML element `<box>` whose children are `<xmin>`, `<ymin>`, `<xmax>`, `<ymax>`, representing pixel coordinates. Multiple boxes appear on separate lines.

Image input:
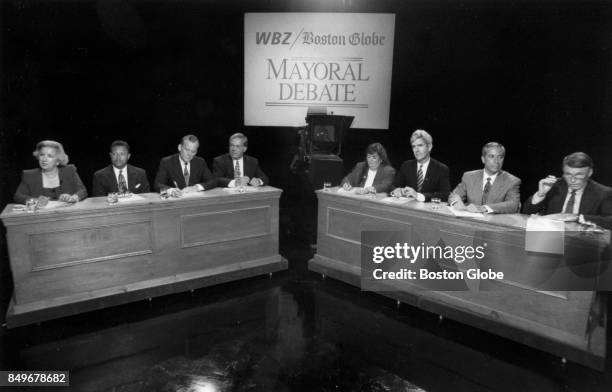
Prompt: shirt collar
<box><xmin>417</xmin><ymin>158</ymin><xmax>430</xmax><ymax>171</ymax></box>
<box><xmin>566</xmin><ymin>184</ymin><xmax>586</xmax><ymax>196</ymax></box>
<box><xmin>483</xmin><ymin>171</ymin><xmax>499</xmax><ymax>184</ymax></box>
<box><xmin>179</xmin><ymin>156</ymin><xmax>190</xmax><ymax>167</ymax></box>
<box><xmin>113</xmin><ymin>166</ymin><xmax>127</xmax><ymax>175</ymax></box>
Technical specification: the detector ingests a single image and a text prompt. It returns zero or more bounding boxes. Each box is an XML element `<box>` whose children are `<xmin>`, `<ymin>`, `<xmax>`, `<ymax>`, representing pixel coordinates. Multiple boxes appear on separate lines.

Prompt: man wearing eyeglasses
<box><xmin>523</xmin><ymin>152</ymin><xmax>612</xmax><ymax>229</ymax></box>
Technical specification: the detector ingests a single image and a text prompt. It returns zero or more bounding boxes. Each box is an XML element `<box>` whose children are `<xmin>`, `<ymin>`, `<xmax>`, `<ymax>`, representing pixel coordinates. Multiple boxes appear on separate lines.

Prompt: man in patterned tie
<box><xmin>523</xmin><ymin>152</ymin><xmax>612</xmax><ymax>228</ymax></box>
<box><xmin>154</xmin><ymin>134</ymin><xmax>216</xmax><ymax>197</ymax></box>
<box><xmin>449</xmin><ymin>142</ymin><xmax>521</xmax><ymax>214</ymax></box>
<box><xmin>212</xmin><ymin>132</ymin><xmax>269</xmax><ymax>188</ymax></box>
<box><xmin>390</xmin><ymin>129</ymin><xmax>450</xmax><ymax>201</ymax></box>
<box><xmin>91</xmin><ymin>140</ymin><xmax>150</xmax><ymax>197</ymax></box>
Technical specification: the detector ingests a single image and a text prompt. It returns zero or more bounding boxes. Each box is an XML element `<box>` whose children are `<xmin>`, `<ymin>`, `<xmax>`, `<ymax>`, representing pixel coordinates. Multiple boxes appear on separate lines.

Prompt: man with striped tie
<box><xmin>449</xmin><ymin>142</ymin><xmax>521</xmax><ymax>214</ymax></box>
<box><xmin>523</xmin><ymin>152</ymin><xmax>612</xmax><ymax>228</ymax></box>
<box><xmin>92</xmin><ymin>140</ymin><xmax>150</xmax><ymax>197</ymax></box>
<box><xmin>391</xmin><ymin>129</ymin><xmax>450</xmax><ymax>201</ymax></box>
<box><xmin>212</xmin><ymin>132</ymin><xmax>269</xmax><ymax>188</ymax></box>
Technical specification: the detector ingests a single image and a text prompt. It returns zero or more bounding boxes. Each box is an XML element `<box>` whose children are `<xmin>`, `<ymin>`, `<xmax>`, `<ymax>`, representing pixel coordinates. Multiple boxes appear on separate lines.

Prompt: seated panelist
<box><xmin>213</xmin><ymin>132</ymin><xmax>269</xmax><ymax>188</ymax></box>
<box><xmin>91</xmin><ymin>140</ymin><xmax>150</xmax><ymax>196</ymax></box>
<box><xmin>448</xmin><ymin>142</ymin><xmax>521</xmax><ymax>214</ymax></box>
<box><xmin>341</xmin><ymin>142</ymin><xmax>395</xmax><ymax>194</ymax></box>
<box><xmin>390</xmin><ymin>129</ymin><xmax>450</xmax><ymax>201</ymax></box>
<box><xmin>523</xmin><ymin>152</ymin><xmax>612</xmax><ymax>229</ymax></box>
<box><xmin>154</xmin><ymin>134</ymin><xmax>216</xmax><ymax>198</ymax></box>
<box><xmin>14</xmin><ymin>140</ymin><xmax>87</xmax><ymax>204</ymax></box>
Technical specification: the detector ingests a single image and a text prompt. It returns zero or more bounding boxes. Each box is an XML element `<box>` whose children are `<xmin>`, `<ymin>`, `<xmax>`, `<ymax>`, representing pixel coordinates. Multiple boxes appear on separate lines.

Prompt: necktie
<box><xmin>183</xmin><ymin>163</ymin><xmax>189</xmax><ymax>186</ymax></box>
<box><xmin>118</xmin><ymin>170</ymin><xmax>126</xmax><ymax>193</ymax></box>
<box><xmin>564</xmin><ymin>190</ymin><xmax>577</xmax><ymax>213</ymax></box>
<box><xmin>416</xmin><ymin>164</ymin><xmax>424</xmax><ymax>192</ymax></box>
<box><xmin>234</xmin><ymin>160</ymin><xmax>241</xmax><ymax>178</ymax></box>
<box><xmin>482</xmin><ymin>177</ymin><xmax>492</xmax><ymax>205</ymax></box>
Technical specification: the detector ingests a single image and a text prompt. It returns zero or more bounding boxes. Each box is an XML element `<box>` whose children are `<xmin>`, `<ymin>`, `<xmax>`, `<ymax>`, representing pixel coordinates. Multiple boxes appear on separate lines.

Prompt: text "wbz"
<box><xmin>255</xmin><ymin>32</ymin><xmax>386</xmax><ymax>46</ymax></box>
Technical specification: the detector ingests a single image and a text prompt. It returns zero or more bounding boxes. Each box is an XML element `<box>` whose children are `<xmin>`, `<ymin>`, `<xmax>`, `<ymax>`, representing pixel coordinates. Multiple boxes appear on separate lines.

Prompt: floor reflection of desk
<box><xmin>309</xmin><ymin>189</ymin><xmax>608</xmax><ymax>370</ymax></box>
<box><xmin>18</xmin><ymin>287</ymin><xmax>282</xmax><ymax>391</ymax></box>
<box><xmin>1</xmin><ymin>187</ymin><xmax>287</xmax><ymax>327</ymax></box>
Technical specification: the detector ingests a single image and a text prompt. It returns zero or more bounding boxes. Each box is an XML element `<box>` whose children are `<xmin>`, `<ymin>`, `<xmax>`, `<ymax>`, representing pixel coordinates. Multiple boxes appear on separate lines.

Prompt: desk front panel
<box><xmin>1</xmin><ymin>188</ymin><xmax>286</xmax><ymax>326</ymax></box>
<box><xmin>310</xmin><ymin>190</ymin><xmax>606</xmax><ymax>369</ymax></box>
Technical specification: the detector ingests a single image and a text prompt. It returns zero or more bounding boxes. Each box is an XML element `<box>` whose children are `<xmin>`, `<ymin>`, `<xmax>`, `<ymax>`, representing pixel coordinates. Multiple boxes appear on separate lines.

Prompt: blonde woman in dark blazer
<box><xmin>341</xmin><ymin>143</ymin><xmax>396</xmax><ymax>194</ymax></box>
<box><xmin>14</xmin><ymin>140</ymin><xmax>87</xmax><ymax>204</ymax></box>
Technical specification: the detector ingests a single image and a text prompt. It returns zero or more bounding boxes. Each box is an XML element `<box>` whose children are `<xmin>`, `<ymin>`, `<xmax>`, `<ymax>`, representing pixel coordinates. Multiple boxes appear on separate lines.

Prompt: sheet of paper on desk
<box><xmin>222</xmin><ymin>187</ymin><xmax>260</xmax><ymax>194</ymax></box>
<box><xmin>525</xmin><ymin>215</ymin><xmax>564</xmax><ymax>254</ymax></box>
<box><xmin>379</xmin><ymin>196</ymin><xmax>412</xmax><ymax>204</ymax></box>
<box><xmin>448</xmin><ymin>208</ymin><xmax>484</xmax><ymax>218</ymax></box>
<box><xmin>180</xmin><ymin>190</ymin><xmax>213</xmax><ymax>198</ymax></box>
<box><xmin>117</xmin><ymin>194</ymin><xmax>146</xmax><ymax>203</ymax></box>
<box><xmin>39</xmin><ymin>201</ymin><xmax>69</xmax><ymax>209</ymax></box>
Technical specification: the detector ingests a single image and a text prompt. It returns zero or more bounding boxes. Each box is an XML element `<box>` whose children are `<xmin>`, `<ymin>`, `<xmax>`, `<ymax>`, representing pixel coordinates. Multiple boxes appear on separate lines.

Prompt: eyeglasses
<box><xmin>563</xmin><ymin>173</ymin><xmax>588</xmax><ymax>180</ymax></box>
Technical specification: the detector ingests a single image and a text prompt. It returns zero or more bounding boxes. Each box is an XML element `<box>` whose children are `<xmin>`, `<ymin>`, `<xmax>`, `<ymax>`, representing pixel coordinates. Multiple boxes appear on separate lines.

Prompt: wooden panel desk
<box><xmin>309</xmin><ymin>189</ymin><xmax>608</xmax><ymax>370</ymax></box>
<box><xmin>1</xmin><ymin>187</ymin><xmax>287</xmax><ymax>327</ymax></box>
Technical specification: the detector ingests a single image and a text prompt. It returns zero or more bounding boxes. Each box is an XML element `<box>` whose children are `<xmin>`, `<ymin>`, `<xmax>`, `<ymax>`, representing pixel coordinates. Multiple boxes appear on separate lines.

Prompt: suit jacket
<box><xmin>523</xmin><ymin>179</ymin><xmax>612</xmax><ymax>229</ymax></box>
<box><xmin>393</xmin><ymin>158</ymin><xmax>450</xmax><ymax>202</ymax></box>
<box><xmin>91</xmin><ymin>164</ymin><xmax>151</xmax><ymax>197</ymax></box>
<box><xmin>14</xmin><ymin>164</ymin><xmax>88</xmax><ymax>204</ymax></box>
<box><xmin>451</xmin><ymin>169</ymin><xmax>521</xmax><ymax>214</ymax></box>
<box><xmin>154</xmin><ymin>154</ymin><xmax>216</xmax><ymax>192</ymax></box>
<box><xmin>341</xmin><ymin>162</ymin><xmax>396</xmax><ymax>193</ymax></box>
<box><xmin>212</xmin><ymin>154</ymin><xmax>269</xmax><ymax>187</ymax></box>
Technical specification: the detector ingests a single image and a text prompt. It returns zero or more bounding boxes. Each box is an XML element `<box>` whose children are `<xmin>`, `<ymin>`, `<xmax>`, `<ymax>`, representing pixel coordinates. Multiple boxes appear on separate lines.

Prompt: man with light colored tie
<box><xmin>92</xmin><ymin>140</ymin><xmax>150</xmax><ymax>197</ymax></box>
<box><xmin>449</xmin><ymin>142</ymin><xmax>521</xmax><ymax>214</ymax></box>
<box><xmin>523</xmin><ymin>152</ymin><xmax>612</xmax><ymax>228</ymax></box>
<box><xmin>154</xmin><ymin>134</ymin><xmax>216</xmax><ymax>197</ymax></box>
<box><xmin>212</xmin><ymin>132</ymin><xmax>269</xmax><ymax>188</ymax></box>
<box><xmin>390</xmin><ymin>129</ymin><xmax>450</xmax><ymax>201</ymax></box>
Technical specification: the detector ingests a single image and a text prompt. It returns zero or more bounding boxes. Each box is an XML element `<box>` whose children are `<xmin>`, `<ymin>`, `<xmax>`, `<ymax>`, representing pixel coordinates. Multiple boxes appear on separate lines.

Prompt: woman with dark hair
<box><xmin>14</xmin><ymin>140</ymin><xmax>88</xmax><ymax>204</ymax></box>
<box><xmin>341</xmin><ymin>142</ymin><xmax>396</xmax><ymax>194</ymax></box>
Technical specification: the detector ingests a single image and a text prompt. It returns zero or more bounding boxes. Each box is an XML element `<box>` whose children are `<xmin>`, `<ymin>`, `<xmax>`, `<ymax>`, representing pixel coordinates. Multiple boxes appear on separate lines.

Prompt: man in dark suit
<box><xmin>523</xmin><ymin>152</ymin><xmax>612</xmax><ymax>229</ymax></box>
<box><xmin>213</xmin><ymin>132</ymin><xmax>269</xmax><ymax>188</ymax></box>
<box><xmin>92</xmin><ymin>140</ymin><xmax>150</xmax><ymax>197</ymax></box>
<box><xmin>391</xmin><ymin>129</ymin><xmax>450</xmax><ymax>201</ymax></box>
<box><xmin>449</xmin><ymin>142</ymin><xmax>521</xmax><ymax>214</ymax></box>
<box><xmin>154</xmin><ymin>134</ymin><xmax>216</xmax><ymax>197</ymax></box>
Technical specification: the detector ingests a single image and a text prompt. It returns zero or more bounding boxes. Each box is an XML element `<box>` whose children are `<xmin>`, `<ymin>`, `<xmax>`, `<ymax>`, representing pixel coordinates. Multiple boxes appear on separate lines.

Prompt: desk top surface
<box><xmin>1</xmin><ymin>186</ymin><xmax>282</xmax><ymax>222</ymax></box>
<box><xmin>316</xmin><ymin>187</ymin><xmax>601</xmax><ymax>233</ymax></box>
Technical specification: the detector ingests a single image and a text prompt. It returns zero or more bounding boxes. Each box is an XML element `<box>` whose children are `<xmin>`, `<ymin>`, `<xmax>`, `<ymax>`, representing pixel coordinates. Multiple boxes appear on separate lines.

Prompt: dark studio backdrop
<box><xmin>1</xmin><ymin>0</ymin><xmax>612</xmax><ymax>321</ymax></box>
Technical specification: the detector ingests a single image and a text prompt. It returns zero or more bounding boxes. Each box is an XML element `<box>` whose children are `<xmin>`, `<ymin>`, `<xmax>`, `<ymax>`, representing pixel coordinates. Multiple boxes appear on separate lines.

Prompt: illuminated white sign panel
<box><xmin>244</xmin><ymin>13</ymin><xmax>395</xmax><ymax>129</ymax></box>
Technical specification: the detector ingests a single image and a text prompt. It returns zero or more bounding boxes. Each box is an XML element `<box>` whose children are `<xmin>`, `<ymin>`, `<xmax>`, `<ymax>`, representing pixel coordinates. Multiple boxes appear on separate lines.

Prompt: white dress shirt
<box><xmin>178</xmin><ymin>157</ymin><xmax>204</xmax><ymax>191</ymax></box>
<box><xmin>415</xmin><ymin>159</ymin><xmax>430</xmax><ymax>202</ymax></box>
<box><xmin>561</xmin><ymin>187</ymin><xmax>585</xmax><ymax>215</ymax></box>
<box><xmin>364</xmin><ymin>169</ymin><xmax>377</xmax><ymax>188</ymax></box>
<box><xmin>228</xmin><ymin>157</ymin><xmax>245</xmax><ymax>188</ymax></box>
<box><xmin>481</xmin><ymin>171</ymin><xmax>499</xmax><ymax>213</ymax></box>
<box><xmin>113</xmin><ymin>166</ymin><xmax>128</xmax><ymax>190</ymax></box>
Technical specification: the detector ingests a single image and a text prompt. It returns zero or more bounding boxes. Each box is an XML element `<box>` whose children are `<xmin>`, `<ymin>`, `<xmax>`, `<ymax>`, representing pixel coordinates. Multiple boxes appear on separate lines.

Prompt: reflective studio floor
<box><xmin>0</xmin><ymin>235</ymin><xmax>611</xmax><ymax>392</ymax></box>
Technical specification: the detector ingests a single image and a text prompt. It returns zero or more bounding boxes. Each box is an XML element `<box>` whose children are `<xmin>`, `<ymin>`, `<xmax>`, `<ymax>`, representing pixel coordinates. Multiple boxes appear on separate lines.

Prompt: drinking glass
<box><xmin>431</xmin><ymin>198</ymin><xmax>441</xmax><ymax>210</ymax></box>
<box><xmin>107</xmin><ymin>192</ymin><xmax>119</xmax><ymax>204</ymax></box>
<box><xmin>25</xmin><ymin>198</ymin><xmax>37</xmax><ymax>212</ymax></box>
